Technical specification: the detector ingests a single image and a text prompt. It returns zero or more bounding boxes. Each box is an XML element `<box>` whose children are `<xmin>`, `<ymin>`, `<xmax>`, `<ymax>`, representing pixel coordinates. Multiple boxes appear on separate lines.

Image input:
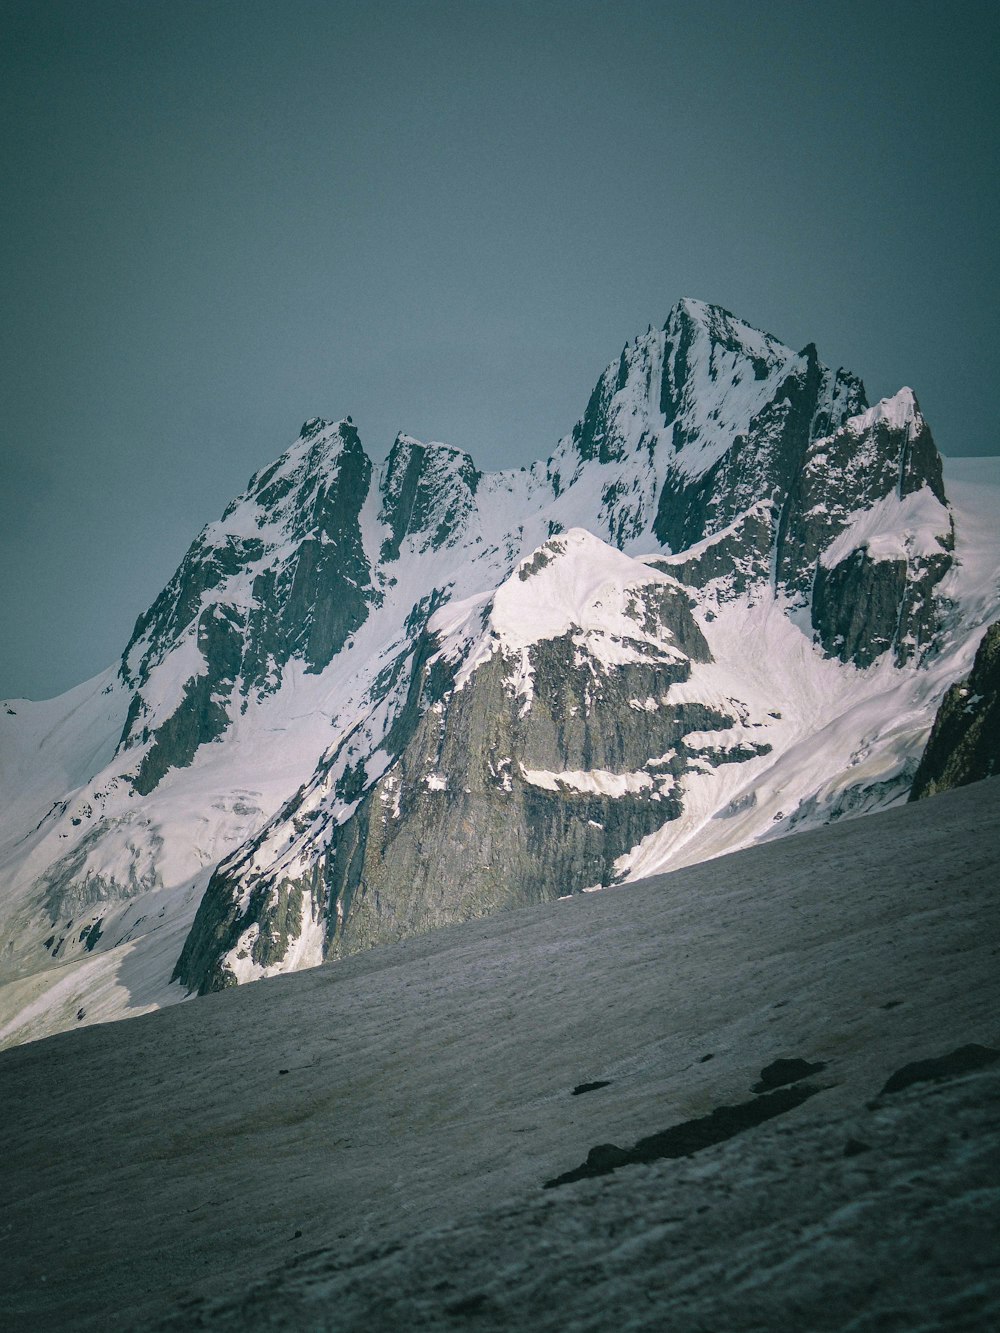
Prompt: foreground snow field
<box><xmin>2</xmin><ymin>778</ymin><xmax>997</xmax><ymax>1331</ymax></box>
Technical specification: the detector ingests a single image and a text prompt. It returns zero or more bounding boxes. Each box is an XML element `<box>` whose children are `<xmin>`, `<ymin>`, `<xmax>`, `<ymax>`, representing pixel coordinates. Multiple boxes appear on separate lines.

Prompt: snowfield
<box><xmin>1</xmin><ymin>778</ymin><xmax>997</xmax><ymax>1331</ymax></box>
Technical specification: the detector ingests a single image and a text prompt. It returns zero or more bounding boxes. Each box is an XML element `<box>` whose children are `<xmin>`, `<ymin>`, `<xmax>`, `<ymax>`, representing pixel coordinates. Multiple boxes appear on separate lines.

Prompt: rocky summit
<box><xmin>1</xmin><ymin>298</ymin><xmax>997</xmax><ymax>1045</ymax></box>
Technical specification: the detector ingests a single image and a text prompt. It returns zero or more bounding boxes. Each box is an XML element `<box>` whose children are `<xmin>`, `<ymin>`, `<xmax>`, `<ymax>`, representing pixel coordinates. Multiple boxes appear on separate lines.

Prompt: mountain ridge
<box><xmin>0</xmin><ymin>298</ymin><xmax>994</xmax><ymax>1044</ymax></box>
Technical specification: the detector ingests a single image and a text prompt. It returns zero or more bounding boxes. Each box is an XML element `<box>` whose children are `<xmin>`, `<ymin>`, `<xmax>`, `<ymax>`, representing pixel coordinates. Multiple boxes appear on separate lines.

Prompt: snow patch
<box><xmin>520</xmin><ymin>766</ymin><xmax>657</xmax><ymax>797</ymax></box>
<box><xmin>820</xmin><ymin>487</ymin><xmax>950</xmax><ymax>569</ymax></box>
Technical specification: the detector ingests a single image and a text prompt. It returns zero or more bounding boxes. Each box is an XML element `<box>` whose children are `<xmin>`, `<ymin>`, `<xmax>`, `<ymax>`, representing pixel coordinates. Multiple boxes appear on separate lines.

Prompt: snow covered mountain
<box><xmin>2</xmin><ymin>298</ymin><xmax>997</xmax><ymax>1045</ymax></box>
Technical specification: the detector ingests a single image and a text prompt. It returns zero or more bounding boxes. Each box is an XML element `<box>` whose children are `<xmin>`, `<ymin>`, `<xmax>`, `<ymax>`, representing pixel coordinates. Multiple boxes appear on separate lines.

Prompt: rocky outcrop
<box><xmin>132</xmin><ymin>603</ymin><xmax>245</xmax><ymax>794</ymax></box>
<box><xmin>910</xmin><ymin>621</ymin><xmax>1000</xmax><ymax>799</ymax></box>
<box><xmin>652</xmin><ymin>319</ymin><xmax>867</xmax><ymax>560</ymax></box>
<box><xmin>647</xmin><ymin>502</ymin><xmax>776</xmax><ymax>597</ymax></box>
<box><xmin>777</xmin><ymin>392</ymin><xmax>947</xmax><ymax>595</ymax></box>
<box><xmin>320</xmin><ymin>631</ymin><xmax>731</xmax><ymax>965</ymax></box>
<box><xmin>796</xmin><ymin>393</ymin><xmax>953</xmax><ymax>667</ymax></box>
<box><xmin>813</xmin><ymin>544</ymin><xmax>953</xmax><ymax>670</ymax></box>
<box><xmin>812</xmin><ymin>550</ymin><xmax>909</xmax><ymax>670</ymax></box>
<box><xmin>379</xmin><ymin>433</ymin><xmax>481</xmax><ymax>560</ymax></box>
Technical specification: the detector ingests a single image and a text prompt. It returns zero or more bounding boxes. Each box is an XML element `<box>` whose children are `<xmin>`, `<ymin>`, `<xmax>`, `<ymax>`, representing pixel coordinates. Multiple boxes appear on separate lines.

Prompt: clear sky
<box><xmin>2</xmin><ymin>0</ymin><xmax>997</xmax><ymax>700</ymax></box>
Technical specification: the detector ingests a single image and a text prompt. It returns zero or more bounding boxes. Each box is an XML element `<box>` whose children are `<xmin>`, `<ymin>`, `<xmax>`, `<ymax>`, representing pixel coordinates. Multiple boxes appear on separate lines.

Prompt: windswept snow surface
<box><xmin>1</xmin><ymin>779</ymin><xmax>997</xmax><ymax>1331</ymax></box>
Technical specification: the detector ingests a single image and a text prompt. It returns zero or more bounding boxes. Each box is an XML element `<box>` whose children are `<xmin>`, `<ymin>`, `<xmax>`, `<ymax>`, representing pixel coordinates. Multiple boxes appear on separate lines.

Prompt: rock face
<box><xmin>118</xmin><ymin>420</ymin><xmax>376</xmax><ymax>793</ymax></box>
<box><xmin>910</xmin><ymin>620</ymin><xmax>1000</xmax><ymax>799</ymax></box>
<box><xmin>0</xmin><ymin>297</ymin><xmax>982</xmax><ymax>1043</ymax></box>
<box><xmin>175</xmin><ymin>534</ymin><xmax>760</xmax><ymax>990</ymax></box>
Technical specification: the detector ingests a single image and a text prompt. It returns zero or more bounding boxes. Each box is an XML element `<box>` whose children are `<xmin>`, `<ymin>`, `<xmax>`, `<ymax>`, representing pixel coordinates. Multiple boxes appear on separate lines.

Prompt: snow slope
<box><xmin>1</xmin><ymin>777</ymin><xmax>997</xmax><ymax>1330</ymax></box>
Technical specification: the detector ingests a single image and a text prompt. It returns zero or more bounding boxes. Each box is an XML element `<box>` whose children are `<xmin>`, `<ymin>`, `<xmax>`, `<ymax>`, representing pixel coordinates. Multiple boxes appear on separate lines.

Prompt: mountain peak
<box><xmin>388</xmin><ymin>431</ymin><xmax>475</xmax><ymax>464</ymax></box>
<box><xmin>379</xmin><ymin>431</ymin><xmax>481</xmax><ymax>561</ymax></box>
<box><xmin>819</xmin><ymin>387</ymin><xmax>923</xmax><ymax>449</ymax></box>
<box><xmin>489</xmin><ymin>527</ymin><xmax>679</xmax><ymax>654</ymax></box>
<box><xmin>667</xmin><ymin>297</ymin><xmax>794</xmax><ymax>362</ymax></box>
<box><xmin>299</xmin><ymin>416</ymin><xmax>330</xmax><ymax>439</ymax></box>
<box><xmin>299</xmin><ymin>414</ymin><xmax>357</xmax><ymax>436</ymax></box>
<box><xmin>0</xmin><ymin>296</ymin><xmax>973</xmax><ymax>1048</ymax></box>
<box><xmin>866</xmin><ymin>386</ymin><xmax>920</xmax><ymax>431</ymax></box>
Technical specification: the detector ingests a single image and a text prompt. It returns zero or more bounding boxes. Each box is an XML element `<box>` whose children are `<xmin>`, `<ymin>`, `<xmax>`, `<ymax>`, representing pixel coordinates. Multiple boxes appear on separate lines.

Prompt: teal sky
<box><xmin>2</xmin><ymin>0</ymin><xmax>997</xmax><ymax>700</ymax></box>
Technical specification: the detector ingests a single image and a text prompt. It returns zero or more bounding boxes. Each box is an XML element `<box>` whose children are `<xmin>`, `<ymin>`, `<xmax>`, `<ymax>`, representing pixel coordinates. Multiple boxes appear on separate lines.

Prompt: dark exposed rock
<box><xmin>572</xmin><ymin>353</ymin><xmax>632</xmax><ymax>466</ymax></box>
<box><xmin>544</xmin><ymin>1082</ymin><xmax>824</xmax><ymax>1188</ymax></box>
<box><xmin>119</xmin><ymin>534</ymin><xmax>266</xmax><ymax>694</ymax></box>
<box><xmin>778</xmin><ymin>403</ymin><xmax>946</xmax><ymax>598</ymax></box>
<box><xmin>649</xmin><ymin>502</ymin><xmax>775</xmax><ymax>596</ymax></box>
<box><xmin>803</xmin><ymin>404</ymin><xmax>953</xmax><ymax>667</ymax></box>
<box><xmin>118</xmin><ymin>422</ymin><xmax>375</xmax><ymax>793</ymax></box>
<box><xmin>812</xmin><ymin>551</ymin><xmax>909</xmax><ymax>669</ymax></box>
<box><xmin>653</xmin><ymin>332</ymin><xmax>866</xmax><ymax>566</ymax></box>
<box><xmin>173</xmin><ymin>855</ymin><xmax>319</xmax><ymax>996</ymax></box>
<box><xmin>79</xmin><ymin>918</ymin><xmax>103</xmax><ymax>953</ymax></box>
<box><xmin>241</xmin><ymin>428</ymin><xmax>373</xmax><ymax>679</ymax></box>
<box><xmin>133</xmin><ymin>604</ymin><xmax>246</xmax><ymax>794</ymax></box>
<box><xmin>879</xmin><ymin>1044</ymin><xmax>999</xmax><ymax>1096</ymax></box>
<box><xmin>379</xmin><ymin>434</ymin><xmax>480</xmax><ymax>562</ymax></box>
<box><xmin>652</xmin><ymin>352</ymin><xmax>952</xmax><ymax>672</ymax></box>
<box><xmin>173</xmin><ymin>612</ymin><xmax>453</xmax><ymax>993</ymax></box>
<box><xmin>752</xmin><ymin>1057</ymin><xmax>827</xmax><ymax>1093</ymax></box>
<box><xmin>910</xmin><ymin>621</ymin><xmax>1000</xmax><ymax>799</ymax></box>
<box><xmin>321</xmin><ymin>636</ymin><xmax>708</xmax><ymax>965</ymax></box>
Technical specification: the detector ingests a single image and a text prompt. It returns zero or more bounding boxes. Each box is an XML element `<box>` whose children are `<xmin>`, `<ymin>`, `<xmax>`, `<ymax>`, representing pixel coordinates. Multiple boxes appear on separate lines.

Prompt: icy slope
<box><xmin>2</xmin><ymin>779</ymin><xmax>997</xmax><ymax>1331</ymax></box>
<box><xmin>0</xmin><ymin>299</ymin><xmax>988</xmax><ymax>1044</ymax></box>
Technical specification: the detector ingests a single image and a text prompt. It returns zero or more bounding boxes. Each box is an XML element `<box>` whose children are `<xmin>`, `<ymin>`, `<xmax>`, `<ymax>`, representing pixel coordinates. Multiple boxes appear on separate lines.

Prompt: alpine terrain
<box><xmin>2</xmin><ymin>778</ymin><xmax>998</xmax><ymax>1330</ymax></box>
<box><xmin>2</xmin><ymin>299</ymin><xmax>998</xmax><ymax>1047</ymax></box>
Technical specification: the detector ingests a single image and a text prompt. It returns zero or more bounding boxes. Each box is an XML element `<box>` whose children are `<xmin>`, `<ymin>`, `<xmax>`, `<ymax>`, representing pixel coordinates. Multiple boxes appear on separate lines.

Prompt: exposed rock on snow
<box><xmin>878</xmin><ymin>1043</ymin><xmax>999</xmax><ymax>1096</ymax></box>
<box><xmin>751</xmin><ymin>1055</ymin><xmax>827</xmax><ymax>1092</ymax></box>
<box><xmin>544</xmin><ymin>1080</ymin><xmax>826</xmax><ymax>1188</ymax></box>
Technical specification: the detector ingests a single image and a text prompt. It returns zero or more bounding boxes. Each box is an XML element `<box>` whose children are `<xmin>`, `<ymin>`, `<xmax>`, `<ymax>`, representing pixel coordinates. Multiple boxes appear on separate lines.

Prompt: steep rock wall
<box><xmin>910</xmin><ymin>621</ymin><xmax>1000</xmax><ymax>799</ymax></box>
